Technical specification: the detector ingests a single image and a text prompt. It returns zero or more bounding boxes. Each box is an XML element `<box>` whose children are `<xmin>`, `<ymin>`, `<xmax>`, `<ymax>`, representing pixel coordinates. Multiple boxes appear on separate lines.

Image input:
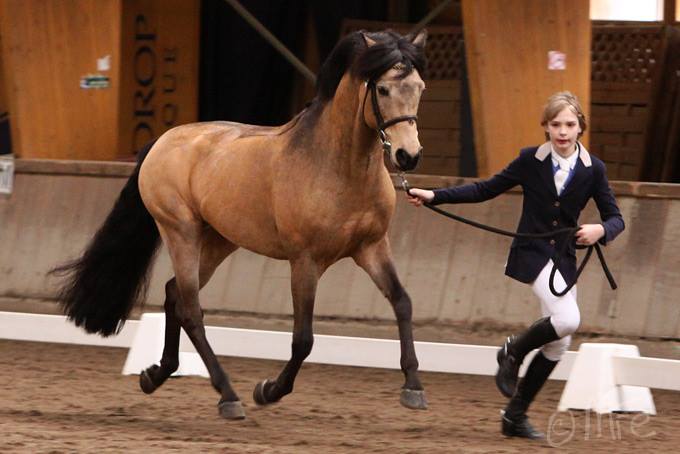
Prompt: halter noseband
<box><xmin>366</xmin><ymin>80</ymin><xmax>418</xmax><ymax>155</ymax></box>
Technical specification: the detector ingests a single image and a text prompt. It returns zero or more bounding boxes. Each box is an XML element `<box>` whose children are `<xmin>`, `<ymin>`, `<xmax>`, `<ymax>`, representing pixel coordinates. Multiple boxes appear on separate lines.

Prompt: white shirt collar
<box><xmin>550</xmin><ymin>143</ymin><xmax>579</xmax><ymax>170</ymax></box>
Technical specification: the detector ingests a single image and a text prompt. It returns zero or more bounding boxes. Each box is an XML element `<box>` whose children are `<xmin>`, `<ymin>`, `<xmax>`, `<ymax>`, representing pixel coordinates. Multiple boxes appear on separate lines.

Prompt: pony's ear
<box><xmin>362</xmin><ymin>32</ymin><xmax>377</xmax><ymax>48</ymax></box>
<box><xmin>410</xmin><ymin>29</ymin><xmax>428</xmax><ymax>48</ymax></box>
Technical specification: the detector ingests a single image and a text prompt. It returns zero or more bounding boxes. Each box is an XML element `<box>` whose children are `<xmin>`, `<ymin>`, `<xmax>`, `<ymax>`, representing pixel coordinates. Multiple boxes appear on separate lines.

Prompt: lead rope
<box><xmin>397</xmin><ymin>173</ymin><xmax>617</xmax><ymax>297</ymax></box>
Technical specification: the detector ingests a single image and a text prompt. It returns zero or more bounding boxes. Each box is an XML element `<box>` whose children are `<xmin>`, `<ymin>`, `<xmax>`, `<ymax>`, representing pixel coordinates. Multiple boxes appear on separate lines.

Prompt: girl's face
<box><xmin>545</xmin><ymin>107</ymin><xmax>581</xmax><ymax>156</ymax></box>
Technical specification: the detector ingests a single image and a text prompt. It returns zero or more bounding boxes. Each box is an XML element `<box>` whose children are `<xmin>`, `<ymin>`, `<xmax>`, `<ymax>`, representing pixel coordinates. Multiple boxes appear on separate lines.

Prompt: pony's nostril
<box><xmin>396</xmin><ymin>148</ymin><xmax>410</xmax><ymax>168</ymax></box>
<box><xmin>395</xmin><ymin>148</ymin><xmax>420</xmax><ymax>171</ymax></box>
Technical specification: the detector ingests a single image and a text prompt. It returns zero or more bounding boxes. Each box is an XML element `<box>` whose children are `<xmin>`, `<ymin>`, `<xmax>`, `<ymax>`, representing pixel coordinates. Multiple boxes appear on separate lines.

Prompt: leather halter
<box><xmin>365</xmin><ymin>79</ymin><xmax>418</xmax><ymax>155</ymax></box>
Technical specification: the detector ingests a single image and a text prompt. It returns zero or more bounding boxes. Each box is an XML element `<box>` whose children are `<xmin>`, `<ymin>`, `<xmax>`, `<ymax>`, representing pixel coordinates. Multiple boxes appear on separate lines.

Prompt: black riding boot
<box><xmin>501</xmin><ymin>351</ymin><xmax>558</xmax><ymax>440</ymax></box>
<box><xmin>496</xmin><ymin>317</ymin><xmax>559</xmax><ymax>397</ymax></box>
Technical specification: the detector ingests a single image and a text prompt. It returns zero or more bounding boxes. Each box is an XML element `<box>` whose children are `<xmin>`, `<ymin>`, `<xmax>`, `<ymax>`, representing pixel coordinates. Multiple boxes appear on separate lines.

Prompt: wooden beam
<box><xmin>664</xmin><ymin>0</ymin><xmax>677</xmax><ymax>24</ymax></box>
<box><xmin>462</xmin><ymin>0</ymin><xmax>591</xmax><ymax>177</ymax></box>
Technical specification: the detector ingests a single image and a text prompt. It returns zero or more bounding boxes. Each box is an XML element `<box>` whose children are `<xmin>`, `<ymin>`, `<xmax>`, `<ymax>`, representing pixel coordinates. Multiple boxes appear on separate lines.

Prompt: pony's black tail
<box><xmin>50</xmin><ymin>142</ymin><xmax>161</xmax><ymax>336</ymax></box>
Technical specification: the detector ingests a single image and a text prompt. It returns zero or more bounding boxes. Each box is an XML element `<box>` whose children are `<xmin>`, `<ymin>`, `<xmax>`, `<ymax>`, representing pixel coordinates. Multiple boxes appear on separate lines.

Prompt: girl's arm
<box><xmin>590</xmin><ymin>162</ymin><xmax>625</xmax><ymax>245</ymax></box>
<box><xmin>429</xmin><ymin>155</ymin><xmax>523</xmax><ymax>205</ymax></box>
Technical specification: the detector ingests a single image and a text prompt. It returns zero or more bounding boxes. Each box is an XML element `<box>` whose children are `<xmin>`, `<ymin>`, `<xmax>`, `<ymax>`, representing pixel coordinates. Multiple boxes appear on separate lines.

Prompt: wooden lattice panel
<box><xmin>341</xmin><ymin>20</ymin><xmax>463</xmax><ymax>80</ymax></box>
<box><xmin>589</xmin><ymin>25</ymin><xmax>666</xmax><ymax>181</ymax></box>
<box><xmin>592</xmin><ymin>26</ymin><xmax>664</xmax><ymax>84</ymax></box>
<box><xmin>425</xmin><ymin>29</ymin><xmax>464</xmax><ymax>80</ymax></box>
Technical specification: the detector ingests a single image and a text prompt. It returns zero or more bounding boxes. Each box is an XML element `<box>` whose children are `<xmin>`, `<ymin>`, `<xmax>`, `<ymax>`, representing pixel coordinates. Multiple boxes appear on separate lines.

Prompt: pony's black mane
<box><xmin>315</xmin><ymin>30</ymin><xmax>427</xmax><ymax>101</ymax></box>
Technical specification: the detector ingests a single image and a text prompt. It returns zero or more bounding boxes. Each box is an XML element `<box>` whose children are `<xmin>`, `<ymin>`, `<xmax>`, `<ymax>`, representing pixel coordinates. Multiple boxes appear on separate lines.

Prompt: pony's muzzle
<box><xmin>395</xmin><ymin>147</ymin><xmax>422</xmax><ymax>171</ymax></box>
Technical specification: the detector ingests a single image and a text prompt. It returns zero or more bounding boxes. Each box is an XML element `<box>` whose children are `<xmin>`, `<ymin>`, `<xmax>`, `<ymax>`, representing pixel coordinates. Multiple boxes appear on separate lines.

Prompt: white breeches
<box><xmin>531</xmin><ymin>260</ymin><xmax>581</xmax><ymax>361</ymax></box>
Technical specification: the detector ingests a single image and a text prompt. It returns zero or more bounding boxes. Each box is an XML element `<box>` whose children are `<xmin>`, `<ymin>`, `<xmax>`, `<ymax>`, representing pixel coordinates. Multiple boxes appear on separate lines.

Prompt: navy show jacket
<box><xmin>431</xmin><ymin>142</ymin><xmax>625</xmax><ymax>285</ymax></box>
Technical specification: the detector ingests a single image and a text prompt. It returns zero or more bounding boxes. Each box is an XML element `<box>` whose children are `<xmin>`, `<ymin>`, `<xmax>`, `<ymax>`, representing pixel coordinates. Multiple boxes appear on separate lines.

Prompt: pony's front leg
<box><xmin>354</xmin><ymin>238</ymin><xmax>427</xmax><ymax>410</ymax></box>
<box><xmin>253</xmin><ymin>256</ymin><xmax>319</xmax><ymax>405</ymax></box>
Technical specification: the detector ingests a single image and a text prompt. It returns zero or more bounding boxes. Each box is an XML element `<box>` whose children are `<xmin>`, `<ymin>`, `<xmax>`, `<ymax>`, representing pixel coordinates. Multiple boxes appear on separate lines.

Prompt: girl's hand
<box><xmin>575</xmin><ymin>224</ymin><xmax>605</xmax><ymax>245</ymax></box>
<box><xmin>406</xmin><ymin>188</ymin><xmax>435</xmax><ymax>207</ymax></box>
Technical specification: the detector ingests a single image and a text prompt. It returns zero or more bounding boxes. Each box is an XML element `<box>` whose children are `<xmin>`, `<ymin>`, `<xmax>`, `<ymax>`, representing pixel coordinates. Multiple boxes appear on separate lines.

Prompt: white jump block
<box><xmin>558</xmin><ymin>343</ymin><xmax>656</xmax><ymax>414</ymax></box>
<box><xmin>122</xmin><ymin>313</ymin><xmax>208</xmax><ymax>378</ymax></box>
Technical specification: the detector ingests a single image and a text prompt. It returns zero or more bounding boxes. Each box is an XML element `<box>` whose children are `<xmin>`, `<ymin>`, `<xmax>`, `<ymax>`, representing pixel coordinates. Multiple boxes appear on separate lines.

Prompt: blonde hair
<box><xmin>541</xmin><ymin>91</ymin><xmax>587</xmax><ymax>139</ymax></box>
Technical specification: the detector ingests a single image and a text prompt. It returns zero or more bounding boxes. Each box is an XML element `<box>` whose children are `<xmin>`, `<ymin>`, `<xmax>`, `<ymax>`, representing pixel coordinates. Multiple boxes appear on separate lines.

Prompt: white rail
<box><xmin>3</xmin><ymin>311</ymin><xmax>679</xmax><ymax>394</ymax></box>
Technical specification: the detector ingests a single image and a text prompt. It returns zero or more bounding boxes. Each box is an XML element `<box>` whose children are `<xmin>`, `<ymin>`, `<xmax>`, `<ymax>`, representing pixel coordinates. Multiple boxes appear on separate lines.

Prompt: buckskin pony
<box><xmin>52</xmin><ymin>29</ymin><xmax>428</xmax><ymax>419</ymax></box>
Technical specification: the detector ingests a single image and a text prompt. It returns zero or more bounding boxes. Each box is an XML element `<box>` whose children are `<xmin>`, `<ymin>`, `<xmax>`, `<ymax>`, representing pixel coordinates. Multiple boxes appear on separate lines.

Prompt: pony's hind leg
<box><xmin>139</xmin><ymin>277</ymin><xmax>182</xmax><ymax>394</ymax></box>
<box><xmin>253</xmin><ymin>256</ymin><xmax>320</xmax><ymax>405</ymax></box>
<box><xmin>157</xmin><ymin>223</ymin><xmax>244</xmax><ymax>419</ymax></box>
<box><xmin>353</xmin><ymin>238</ymin><xmax>427</xmax><ymax>410</ymax></box>
<box><xmin>140</xmin><ymin>228</ymin><xmax>237</xmax><ymax>395</ymax></box>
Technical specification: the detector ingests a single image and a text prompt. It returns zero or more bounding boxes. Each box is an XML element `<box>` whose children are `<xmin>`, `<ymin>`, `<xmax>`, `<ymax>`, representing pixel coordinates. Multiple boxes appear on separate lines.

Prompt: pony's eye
<box><xmin>378</xmin><ymin>86</ymin><xmax>389</xmax><ymax>96</ymax></box>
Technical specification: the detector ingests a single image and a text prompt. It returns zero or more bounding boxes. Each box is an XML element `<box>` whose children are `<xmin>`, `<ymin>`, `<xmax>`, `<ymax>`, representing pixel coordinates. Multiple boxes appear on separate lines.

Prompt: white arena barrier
<box><xmin>0</xmin><ymin>311</ymin><xmax>573</xmax><ymax>378</ymax></box>
<box><xmin>0</xmin><ymin>311</ymin><xmax>138</xmax><ymax>347</ymax></box>
<box><xmin>556</xmin><ymin>343</ymin><xmax>680</xmax><ymax>414</ymax></box>
<box><xmin>3</xmin><ymin>310</ymin><xmax>680</xmax><ymax>416</ymax></box>
<box><xmin>120</xmin><ymin>313</ymin><xmax>576</xmax><ymax>379</ymax></box>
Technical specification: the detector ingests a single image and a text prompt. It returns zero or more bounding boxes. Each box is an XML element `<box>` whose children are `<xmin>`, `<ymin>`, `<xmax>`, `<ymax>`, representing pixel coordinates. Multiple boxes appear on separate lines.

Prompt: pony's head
<box><xmin>316</xmin><ymin>29</ymin><xmax>428</xmax><ymax>171</ymax></box>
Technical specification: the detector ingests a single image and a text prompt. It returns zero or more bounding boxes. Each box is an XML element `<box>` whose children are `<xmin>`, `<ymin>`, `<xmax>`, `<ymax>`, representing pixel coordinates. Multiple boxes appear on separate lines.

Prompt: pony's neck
<box><xmin>318</xmin><ymin>73</ymin><xmax>383</xmax><ymax>179</ymax></box>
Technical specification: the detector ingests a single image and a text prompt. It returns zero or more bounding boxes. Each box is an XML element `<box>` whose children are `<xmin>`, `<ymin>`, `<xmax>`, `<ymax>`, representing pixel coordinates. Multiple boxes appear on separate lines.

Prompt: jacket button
<box><xmin>549</xmin><ymin>239</ymin><xmax>556</xmax><ymax>245</ymax></box>
<box><xmin>552</xmin><ymin>220</ymin><xmax>558</xmax><ymax>226</ymax></box>
<box><xmin>554</xmin><ymin>201</ymin><xmax>560</xmax><ymax>207</ymax></box>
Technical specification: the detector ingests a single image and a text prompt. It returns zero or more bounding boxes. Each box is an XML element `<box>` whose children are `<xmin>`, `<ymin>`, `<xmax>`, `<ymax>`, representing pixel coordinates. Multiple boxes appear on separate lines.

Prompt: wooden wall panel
<box><xmin>462</xmin><ymin>0</ymin><xmax>591</xmax><ymax>177</ymax></box>
<box><xmin>639</xmin><ymin>26</ymin><xmax>680</xmax><ymax>182</ymax></box>
<box><xmin>590</xmin><ymin>25</ymin><xmax>663</xmax><ymax>181</ymax></box>
<box><xmin>417</xmin><ymin>80</ymin><xmax>461</xmax><ymax>176</ymax></box>
<box><xmin>0</xmin><ymin>0</ymin><xmax>122</xmax><ymax>159</ymax></box>
<box><xmin>7</xmin><ymin>170</ymin><xmax>680</xmax><ymax>338</ymax></box>
<box><xmin>436</xmin><ymin>201</ymin><xmax>489</xmax><ymax>322</ymax></box>
<box><xmin>118</xmin><ymin>0</ymin><xmax>200</xmax><ymax>157</ymax></box>
<box><xmin>0</xmin><ymin>0</ymin><xmax>199</xmax><ymax>161</ymax></box>
<box><xmin>641</xmin><ymin>202</ymin><xmax>680</xmax><ymax>337</ymax></box>
<box><xmin>589</xmin><ymin>96</ymin><xmax>649</xmax><ymax>181</ymax></box>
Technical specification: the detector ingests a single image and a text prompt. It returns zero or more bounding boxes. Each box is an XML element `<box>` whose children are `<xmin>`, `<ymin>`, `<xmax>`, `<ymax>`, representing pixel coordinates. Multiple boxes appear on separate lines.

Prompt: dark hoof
<box><xmin>400</xmin><ymin>389</ymin><xmax>428</xmax><ymax>410</ymax></box>
<box><xmin>139</xmin><ymin>365</ymin><xmax>160</xmax><ymax>394</ymax></box>
<box><xmin>218</xmin><ymin>400</ymin><xmax>246</xmax><ymax>420</ymax></box>
<box><xmin>253</xmin><ymin>379</ymin><xmax>279</xmax><ymax>406</ymax></box>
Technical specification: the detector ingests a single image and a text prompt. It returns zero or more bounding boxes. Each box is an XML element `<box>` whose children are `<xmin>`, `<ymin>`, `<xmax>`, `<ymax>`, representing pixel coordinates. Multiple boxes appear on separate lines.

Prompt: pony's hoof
<box><xmin>139</xmin><ymin>366</ymin><xmax>160</xmax><ymax>394</ymax></box>
<box><xmin>400</xmin><ymin>389</ymin><xmax>428</xmax><ymax>410</ymax></box>
<box><xmin>218</xmin><ymin>400</ymin><xmax>246</xmax><ymax>420</ymax></box>
<box><xmin>253</xmin><ymin>379</ymin><xmax>278</xmax><ymax>406</ymax></box>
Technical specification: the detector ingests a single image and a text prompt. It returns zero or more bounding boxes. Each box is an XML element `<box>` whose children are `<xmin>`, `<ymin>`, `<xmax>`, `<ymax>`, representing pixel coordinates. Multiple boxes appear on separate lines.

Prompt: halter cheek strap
<box><xmin>366</xmin><ymin>80</ymin><xmax>418</xmax><ymax>155</ymax></box>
